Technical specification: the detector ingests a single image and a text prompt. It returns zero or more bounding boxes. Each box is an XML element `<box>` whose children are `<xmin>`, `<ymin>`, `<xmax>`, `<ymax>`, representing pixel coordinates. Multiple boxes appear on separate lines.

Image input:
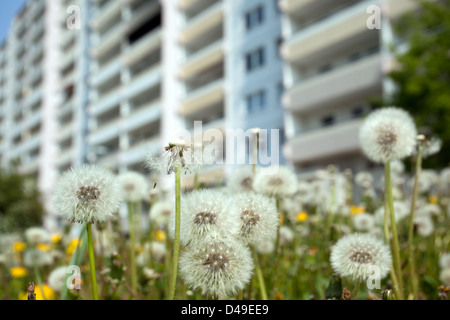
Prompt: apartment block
<box><xmin>279</xmin><ymin>0</ymin><xmax>419</xmax><ymax>175</ymax></box>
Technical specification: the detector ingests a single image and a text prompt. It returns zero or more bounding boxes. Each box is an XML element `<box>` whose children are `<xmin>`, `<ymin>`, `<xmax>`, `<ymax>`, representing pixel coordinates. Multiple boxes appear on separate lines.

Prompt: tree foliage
<box><xmin>0</xmin><ymin>168</ymin><xmax>44</xmax><ymax>232</ymax></box>
<box><xmin>388</xmin><ymin>0</ymin><xmax>450</xmax><ymax>168</ymax></box>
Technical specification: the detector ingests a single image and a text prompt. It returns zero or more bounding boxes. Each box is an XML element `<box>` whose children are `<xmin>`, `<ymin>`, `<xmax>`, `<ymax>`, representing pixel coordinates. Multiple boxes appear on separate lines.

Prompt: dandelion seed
<box><xmin>179</xmin><ymin>239</ymin><xmax>253</xmax><ymax>298</ymax></box>
<box><xmin>118</xmin><ymin>171</ymin><xmax>148</xmax><ymax>203</ymax></box>
<box><xmin>330</xmin><ymin>233</ymin><xmax>392</xmax><ymax>282</ymax></box>
<box><xmin>359</xmin><ymin>107</ymin><xmax>417</xmax><ymax>163</ymax></box>
<box><xmin>53</xmin><ymin>165</ymin><xmax>121</xmax><ymax>224</ymax></box>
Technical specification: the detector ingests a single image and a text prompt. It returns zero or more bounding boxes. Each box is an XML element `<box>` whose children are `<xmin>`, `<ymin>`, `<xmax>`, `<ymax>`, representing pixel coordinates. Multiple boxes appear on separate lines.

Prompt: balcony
<box><xmin>285</xmin><ymin>118</ymin><xmax>363</xmax><ymax>164</ymax></box>
<box><xmin>179</xmin><ymin>1</ymin><xmax>223</xmax><ymax>45</ymax></box>
<box><xmin>91</xmin><ymin>23</ymin><xmax>124</xmax><ymax>58</ymax></box>
<box><xmin>285</xmin><ymin>53</ymin><xmax>382</xmax><ymax>113</ymax></box>
<box><xmin>124</xmin><ymin>136</ymin><xmax>160</xmax><ymax>166</ymax></box>
<box><xmin>56</xmin><ymin>149</ymin><xmax>73</xmax><ymax>167</ymax></box>
<box><xmin>123</xmin><ymin>65</ymin><xmax>161</xmax><ymax>101</ymax></box>
<box><xmin>122</xmin><ymin>28</ymin><xmax>161</xmax><ymax>66</ymax></box>
<box><xmin>125</xmin><ymin>102</ymin><xmax>161</xmax><ymax>133</ymax></box>
<box><xmin>386</xmin><ymin>0</ymin><xmax>419</xmax><ymax>20</ymax></box>
<box><xmin>88</xmin><ymin>119</ymin><xmax>120</xmax><ymax>146</ymax></box>
<box><xmin>179</xmin><ymin>41</ymin><xmax>223</xmax><ymax>80</ymax></box>
<box><xmin>91</xmin><ymin>0</ymin><xmax>122</xmax><ymax>30</ymax></box>
<box><xmin>91</xmin><ymin>57</ymin><xmax>121</xmax><ymax>88</ymax></box>
<box><xmin>180</xmin><ymin>78</ymin><xmax>224</xmax><ymax>116</ymax></box>
<box><xmin>283</xmin><ymin>1</ymin><xmax>377</xmax><ymax>64</ymax></box>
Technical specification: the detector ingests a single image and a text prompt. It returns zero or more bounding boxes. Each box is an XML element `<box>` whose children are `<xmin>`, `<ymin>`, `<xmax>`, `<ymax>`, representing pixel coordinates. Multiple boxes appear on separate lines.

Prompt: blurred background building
<box><xmin>0</xmin><ymin>0</ymin><xmax>420</xmax><ymax>229</ymax></box>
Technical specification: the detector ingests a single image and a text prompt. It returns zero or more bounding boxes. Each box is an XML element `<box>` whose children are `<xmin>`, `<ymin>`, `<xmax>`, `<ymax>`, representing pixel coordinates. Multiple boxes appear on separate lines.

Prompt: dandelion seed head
<box><xmin>330</xmin><ymin>233</ymin><xmax>392</xmax><ymax>282</ymax></box>
<box><xmin>279</xmin><ymin>226</ymin><xmax>295</xmax><ymax>246</ymax></box>
<box><xmin>359</xmin><ymin>107</ymin><xmax>417</xmax><ymax>163</ymax></box>
<box><xmin>118</xmin><ymin>171</ymin><xmax>148</xmax><ymax>203</ymax></box>
<box><xmin>439</xmin><ymin>268</ymin><xmax>450</xmax><ymax>286</ymax></box>
<box><xmin>23</xmin><ymin>249</ymin><xmax>53</xmax><ymax>267</ymax></box>
<box><xmin>253</xmin><ymin>166</ymin><xmax>298</xmax><ymax>198</ymax></box>
<box><xmin>440</xmin><ymin>253</ymin><xmax>450</xmax><ymax>270</ymax></box>
<box><xmin>48</xmin><ymin>266</ymin><xmax>69</xmax><ymax>292</ymax></box>
<box><xmin>149</xmin><ymin>200</ymin><xmax>173</xmax><ymax>227</ymax></box>
<box><xmin>179</xmin><ymin>239</ymin><xmax>253</xmax><ymax>298</ymax></box>
<box><xmin>353</xmin><ymin>213</ymin><xmax>376</xmax><ymax>232</ymax></box>
<box><xmin>169</xmin><ymin>189</ymin><xmax>240</xmax><ymax>246</ymax></box>
<box><xmin>414</xmin><ymin>215</ymin><xmax>434</xmax><ymax>237</ymax></box>
<box><xmin>227</xmin><ymin>166</ymin><xmax>255</xmax><ymax>193</ymax></box>
<box><xmin>25</xmin><ymin>227</ymin><xmax>50</xmax><ymax>245</ymax></box>
<box><xmin>53</xmin><ymin>165</ymin><xmax>121</xmax><ymax>224</ymax></box>
<box><xmin>234</xmin><ymin>192</ymin><xmax>279</xmax><ymax>246</ymax></box>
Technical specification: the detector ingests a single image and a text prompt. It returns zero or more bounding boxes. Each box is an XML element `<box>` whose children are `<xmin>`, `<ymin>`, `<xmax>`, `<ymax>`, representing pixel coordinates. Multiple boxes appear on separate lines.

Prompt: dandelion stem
<box><xmin>127</xmin><ymin>201</ymin><xmax>138</xmax><ymax>294</ymax></box>
<box><xmin>87</xmin><ymin>223</ymin><xmax>99</xmax><ymax>300</ymax></box>
<box><xmin>271</xmin><ymin>197</ymin><xmax>281</xmax><ymax>297</ymax></box>
<box><xmin>32</xmin><ymin>250</ymin><xmax>46</xmax><ymax>300</ymax></box>
<box><xmin>253</xmin><ymin>250</ymin><xmax>268</xmax><ymax>300</ymax></box>
<box><xmin>408</xmin><ymin>143</ymin><xmax>423</xmax><ymax>300</ymax></box>
<box><xmin>169</xmin><ymin>164</ymin><xmax>181</xmax><ymax>300</ymax></box>
<box><xmin>385</xmin><ymin>161</ymin><xmax>404</xmax><ymax>299</ymax></box>
<box><xmin>384</xmin><ymin>196</ymin><xmax>401</xmax><ymax>300</ymax></box>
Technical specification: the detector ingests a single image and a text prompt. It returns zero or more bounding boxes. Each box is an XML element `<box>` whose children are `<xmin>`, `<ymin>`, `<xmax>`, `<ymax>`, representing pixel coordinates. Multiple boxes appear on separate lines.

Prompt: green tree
<box><xmin>387</xmin><ymin>0</ymin><xmax>450</xmax><ymax>168</ymax></box>
<box><xmin>0</xmin><ymin>168</ymin><xmax>44</xmax><ymax>232</ymax></box>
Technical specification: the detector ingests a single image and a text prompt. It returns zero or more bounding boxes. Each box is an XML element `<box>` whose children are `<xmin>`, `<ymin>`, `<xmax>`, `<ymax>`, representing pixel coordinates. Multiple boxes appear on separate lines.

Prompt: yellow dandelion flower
<box><xmin>66</xmin><ymin>238</ymin><xmax>79</xmax><ymax>256</ymax></box>
<box><xmin>51</xmin><ymin>234</ymin><xmax>62</xmax><ymax>243</ymax></box>
<box><xmin>429</xmin><ymin>195</ymin><xmax>438</xmax><ymax>205</ymax></box>
<box><xmin>296</xmin><ymin>212</ymin><xmax>308</xmax><ymax>222</ymax></box>
<box><xmin>10</xmin><ymin>266</ymin><xmax>27</xmax><ymax>278</ymax></box>
<box><xmin>155</xmin><ymin>230</ymin><xmax>166</xmax><ymax>242</ymax></box>
<box><xmin>350</xmin><ymin>206</ymin><xmax>365</xmax><ymax>215</ymax></box>
<box><xmin>19</xmin><ymin>284</ymin><xmax>55</xmax><ymax>300</ymax></box>
<box><xmin>13</xmin><ymin>241</ymin><xmax>26</xmax><ymax>253</ymax></box>
<box><xmin>279</xmin><ymin>213</ymin><xmax>284</xmax><ymax>225</ymax></box>
<box><xmin>36</xmin><ymin>243</ymin><xmax>51</xmax><ymax>252</ymax></box>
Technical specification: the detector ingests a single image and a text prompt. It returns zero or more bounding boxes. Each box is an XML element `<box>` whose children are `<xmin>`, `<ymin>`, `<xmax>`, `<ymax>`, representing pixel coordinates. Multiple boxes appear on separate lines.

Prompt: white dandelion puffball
<box><xmin>440</xmin><ymin>253</ymin><xmax>450</xmax><ymax>270</ymax></box>
<box><xmin>440</xmin><ymin>268</ymin><xmax>450</xmax><ymax>286</ymax></box>
<box><xmin>353</xmin><ymin>213</ymin><xmax>376</xmax><ymax>232</ymax></box>
<box><xmin>414</xmin><ymin>215</ymin><xmax>434</xmax><ymax>237</ymax></box>
<box><xmin>149</xmin><ymin>200</ymin><xmax>174</xmax><ymax>226</ymax></box>
<box><xmin>255</xmin><ymin>238</ymin><xmax>275</xmax><ymax>255</ymax></box>
<box><xmin>227</xmin><ymin>166</ymin><xmax>255</xmax><ymax>193</ymax></box>
<box><xmin>234</xmin><ymin>192</ymin><xmax>279</xmax><ymax>245</ymax></box>
<box><xmin>169</xmin><ymin>189</ymin><xmax>241</xmax><ymax>246</ymax></box>
<box><xmin>53</xmin><ymin>165</ymin><xmax>121</xmax><ymax>224</ymax></box>
<box><xmin>25</xmin><ymin>227</ymin><xmax>50</xmax><ymax>245</ymax></box>
<box><xmin>23</xmin><ymin>249</ymin><xmax>53</xmax><ymax>267</ymax></box>
<box><xmin>118</xmin><ymin>171</ymin><xmax>148</xmax><ymax>203</ymax></box>
<box><xmin>355</xmin><ymin>171</ymin><xmax>373</xmax><ymax>189</ymax></box>
<box><xmin>375</xmin><ymin>200</ymin><xmax>410</xmax><ymax>226</ymax></box>
<box><xmin>330</xmin><ymin>233</ymin><xmax>392</xmax><ymax>282</ymax></box>
<box><xmin>359</xmin><ymin>107</ymin><xmax>417</xmax><ymax>163</ymax></box>
<box><xmin>253</xmin><ymin>166</ymin><xmax>298</xmax><ymax>198</ymax></box>
<box><xmin>279</xmin><ymin>226</ymin><xmax>295</xmax><ymax>246</ymax></box>
<box><xmin>48</xmin><ymin>266</ymin><xmax>69</xmax><ymax>292</ymax></box>
<box><xmin>179</xmin><ymin>238</ymin><xmax>253</xmax><ymax>298</ymax></box>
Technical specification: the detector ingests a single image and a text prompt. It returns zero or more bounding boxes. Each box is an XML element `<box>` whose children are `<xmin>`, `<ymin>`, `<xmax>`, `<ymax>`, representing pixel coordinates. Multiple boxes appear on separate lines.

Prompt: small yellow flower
<box><xmin>429</xmin><ymin>195</ymin><xmax>438</xmax><ymax>205</ymax></box>
<box><xmin>13</xmin><ymin>242</ymin><xmax>26</xmax><ymax>253</ymax></box>
<box><xmin>66</xmin><ymin>238</ymin><xmax>79</xmax><ymax>256</ymax></box>
<box><xmin>296</xmin><ymin>212</ymin><xmax>308</xmax><ymax>222</ymax></box>
<box><xmin>350</xmin><ymin>206</ymin><xmax>365</xmax><ymax>215</ymax></box>
<box><xmin>36</xmin><ymin>243</ymin><xmax>51</xmax><ymax>252</ymax></box>
<box><xmin>279</xmin><ymin>213</ymin><xmax>284</xmax><ymax>226</ymax></box>
<box><xmin>10</xmin><ymin>266</ymin><xmax>27</xmax><ymax>278</ymax></box>
<box><xmin>19</xmin><ymin>284</ymin><xmax>55</xmax><ymax>300</ymax></box>
<box><xmin>51</xmin><ymin>234</ymin><xmax>62</xmax><ymax>243</ymax></box>
<box><xmin>155</xmin><ymin>230</ymin><xmax>166</xmax><ymax>242</ymax></box>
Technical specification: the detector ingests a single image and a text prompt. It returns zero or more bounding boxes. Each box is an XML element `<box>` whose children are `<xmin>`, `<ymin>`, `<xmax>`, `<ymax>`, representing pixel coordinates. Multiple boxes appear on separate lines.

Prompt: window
<box><xmin>245</xmin><ymin>5</ymin><xmax>264</xmax><ymax>31</ymax></box>
<box><xmin>321</xmin><ymin>115</ymin><xmax>335</xmax><ymax>127</ymax></box>
<box><xmin>246</xmin><ymin>90</ymin><xmax>266</xmax><ymax>114</ymax></box>
<box><xmin>245</xmin><ymin>47</ymin><xmax>265</xmax><ymax>72</ymax></box>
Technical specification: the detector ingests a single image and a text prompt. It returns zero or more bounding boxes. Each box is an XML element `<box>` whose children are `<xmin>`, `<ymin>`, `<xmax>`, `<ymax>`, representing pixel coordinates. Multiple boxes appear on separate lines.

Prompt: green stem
<box><xmin>385</xmin><ymin>161</ymin><xmax>404</xmax><ymax>299</ymax></box>
<box><xmin>408</xmin><ymin>144</ymin><xmax>422</xmax><ymax>300</ymax></box>
<box><xmin>271</xmin><ymin>197</ymin><xmax>281</xmax><ymax>297</ymax></box>
<box><xmin>127</xmin><ymin>202</ymin><xmax>138</xmax><ymax>294</ymax></box>
<box><xmin>87</xmin><ymin>223</ymin><xmax>99</xmax><ymax>300</ymax></box>
<box><xmin>169</xmin><ymin>164</ymin><xmax>181</xmax><ymax>300</ymax></box>
<box><xmin>253</xmin><ymin>250</ymin><xmax>268</xmax><ymax>300</ymax></box>
<box><xmin>32</xmin><ymin>249</ymin><xmax>46</xmax><ymax>300</ymax></box>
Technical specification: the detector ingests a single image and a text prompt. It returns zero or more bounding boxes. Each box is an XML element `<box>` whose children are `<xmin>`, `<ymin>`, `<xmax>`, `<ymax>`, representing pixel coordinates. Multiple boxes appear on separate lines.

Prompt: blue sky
<box><xmin>0</xmin><ymin>0</ymin><xmax>28</xmax><ymax>44</ymax></box>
